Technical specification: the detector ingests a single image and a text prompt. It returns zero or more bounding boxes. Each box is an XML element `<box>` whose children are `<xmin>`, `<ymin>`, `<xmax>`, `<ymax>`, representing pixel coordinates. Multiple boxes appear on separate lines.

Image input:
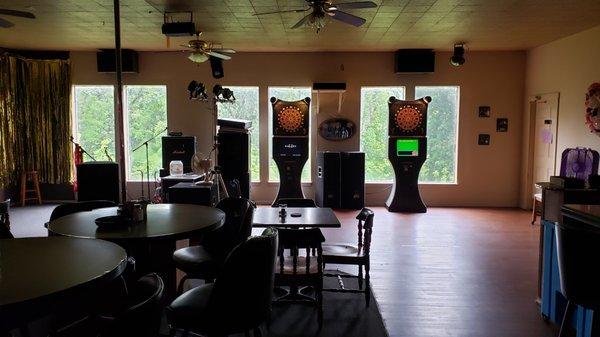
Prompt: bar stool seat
<box><xmin>20</xmin><ymin>171</ymin><xmax>42</xmax><ymax>206</ymax></box>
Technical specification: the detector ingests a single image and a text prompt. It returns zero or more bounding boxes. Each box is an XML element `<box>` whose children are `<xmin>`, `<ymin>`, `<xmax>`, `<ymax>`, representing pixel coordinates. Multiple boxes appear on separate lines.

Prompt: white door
<box><xmin>532</xmin><ymin>93</ymin><xmax>560</xmax><ymax>189</ymax></box>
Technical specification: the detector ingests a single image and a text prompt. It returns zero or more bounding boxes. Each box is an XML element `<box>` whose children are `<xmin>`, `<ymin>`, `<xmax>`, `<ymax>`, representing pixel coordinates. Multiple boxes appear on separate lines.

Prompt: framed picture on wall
<box><xmin>497</xmin><ymin>118</ymin><xmax>508</xmax><ymax>132</ymax></box>
<box><xmin>479</xmin><ymin>106</ymin><xmax>491</xmax><ymax>118</ymax></box>
<box><xmin>478</xmin><ymin>134</ymin><xmax>490</xmax><ymax>145</ymax></box>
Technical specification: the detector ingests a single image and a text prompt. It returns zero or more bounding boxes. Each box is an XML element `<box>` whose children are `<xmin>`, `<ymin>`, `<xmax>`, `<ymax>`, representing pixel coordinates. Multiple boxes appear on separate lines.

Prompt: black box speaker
<box><xmin>218</xmin><ymin>130</ymin><xmax>250</xmax><ymax>198</ymax></box>
<box><xmin>340</xmin><ymin>152</ymin><xmax>365</xmax><ymax>209</ymax></box>
<box><xmin>76</xmin><ymin>161</ymin><xmax>120</xmax><ymax>203</ymax></box>
<box><xmin>97</xmin><ymin>49</ymin><xmax>139</xmax><ymax>73</ymax></box>
<box><xmin>162</xmin><ymin>136</ymin><xmax>196</xmax><ymax>173</ymax></box>
<box><xmin>316</xmin><ymin>152</ymin><xmax>341</xmax><ymax>208</ymax></box>
<box><xmin>210</xmin><ymin>56</ymin><xmax>224</xmax><ymax>79</ymax></box>
<box><xmin>394</xmin><ymin>49</ymin><xmax>435</xmax><ymax>73</ymax></box>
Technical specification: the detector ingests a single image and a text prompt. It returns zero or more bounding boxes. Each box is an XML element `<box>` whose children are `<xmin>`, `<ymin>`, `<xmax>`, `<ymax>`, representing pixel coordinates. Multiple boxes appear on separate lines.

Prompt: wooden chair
<box><xmin>20</xmin><ymin>171</ymin><xmax>42</xmax><ymax>206</ymax></box>
<box><xmin>531</xmin><ymin>193</ymin><xmax>542</xmax><ymax>225</ymax></box>
<box><xmin>323</xmin><ymin>207</ymin><xmax>374</xmax><ymax>306</ymax></box>
<box><xmin>0</xmin><ymin>199</ymin><xmax>10</xmax><ymax>229</ymax></box>
<box><xmin>274</xmin><ymin>227</ymin><xmax>325</xmax><ymax>329</ymax></box>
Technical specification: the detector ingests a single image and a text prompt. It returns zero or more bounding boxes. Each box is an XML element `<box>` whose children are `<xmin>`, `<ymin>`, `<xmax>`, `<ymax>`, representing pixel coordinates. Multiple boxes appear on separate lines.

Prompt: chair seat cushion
<box><xmin>322</xmin><ymin>243</ymin><xmax>366</xmax><ymax>258</ymax></box>
<box><xmin>276</xmin><ymin>255</ymin><xmax>319</xmax><ymax>274</ymax></box>
<box><xmin>166</xmin><ymin>283</ymin><xmax>214</xmax><ymax>331</ymax></box>
<box><xmin>173</xmin><ymin>246</ymin><xmax>221</xmax><ymax>276</ymax></box>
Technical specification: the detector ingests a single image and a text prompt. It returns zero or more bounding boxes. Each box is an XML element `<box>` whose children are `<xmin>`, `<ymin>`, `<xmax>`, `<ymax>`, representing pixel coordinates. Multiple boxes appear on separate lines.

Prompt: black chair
<box><xmin>167</xmin><ymin>227</ymin><xmax>278</xmax><ymax>337</ymax></box>
<box><xmin>0</xmin><ymin>199</ymin><xmax>10</xmax><ymax>229</ymax></box>
<box><xmin>556</xmin><ymin>221</ymin><xmax>600</xmax><ymax>336</ymax></box>
<box><xmin>323</xmin><ymin>208</ymin><xmax>374</xmax><ymax>306</ymax></box>
<box><xmin>49</xmin><ymin>200</ymin><xmax>117</xmax><ymax>222</ymax></box>
<box><xmin>173</xmin><ymin>197</ymin><xmax>255</xmax><ymax>293</ymax></box>
<box><xmin>274</xmin><ymin>227</ymin><xmax>325</xmax><ymax>329</ymax></box>
<box><xmin>0</xmin><ymin>220</ymin><xmax>13</xmax><ymax>239</ymax></box>
<box><xmin>273</xmin><ymin>198</ymin><xmax>317</xmax><ymax>208</ymax></box>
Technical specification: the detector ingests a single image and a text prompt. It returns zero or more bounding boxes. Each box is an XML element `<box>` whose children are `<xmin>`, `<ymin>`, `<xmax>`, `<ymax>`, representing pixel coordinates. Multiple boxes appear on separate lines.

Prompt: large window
<box><xmin>124</xmin><ymin>85</ymin><xmax>168</xmax><ymax>181</ymax></box>
<box><xmin>72</xmin><ymin>86</ymin><xmax>116</xmax><ymax>161</ymax></box>
<box><xmin>415</xmin><ymin>86</ymin><xmax>459</xmax><ymax>183</ymax></box>
<box><xmin>217</xmin><ymin>86</ymin><xmax>260</xmax><ymax>182</ymax></box>
<box><xmin>268</xmin><ymin>87</ymin><xmax>312</xmax><ymax>183</ymax></box>
<box><xmin>360</xmin><ymin>87</ymin><xmax>405</xmax><ymax>182</ymax></box>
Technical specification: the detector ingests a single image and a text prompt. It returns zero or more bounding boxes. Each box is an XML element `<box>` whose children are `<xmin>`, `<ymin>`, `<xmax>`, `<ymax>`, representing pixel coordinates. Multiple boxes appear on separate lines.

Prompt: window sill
<box><xmin>365</xmin><ymin>181</ymin><xmax>459</xmax><ymax>186</ymax></box>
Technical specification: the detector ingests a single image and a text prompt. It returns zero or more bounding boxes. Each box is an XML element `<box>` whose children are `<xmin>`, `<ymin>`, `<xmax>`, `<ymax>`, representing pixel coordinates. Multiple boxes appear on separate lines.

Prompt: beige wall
<box><xmin>71</xmin><ymin>50</ymin><xmax>526</xmax><ymax>206</ymax></box>
<box><xmin>520</xmin><ymin>25</ymin><xmax>600</xmax><ymax>207</ymax></box>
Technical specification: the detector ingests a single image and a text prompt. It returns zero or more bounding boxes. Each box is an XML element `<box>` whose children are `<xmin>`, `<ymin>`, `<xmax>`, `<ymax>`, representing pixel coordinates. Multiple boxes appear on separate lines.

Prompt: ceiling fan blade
<box><xmin>334</xmin><ymin>1</ymin><xmax>377</xmax><ymax>10</ymax></box>
<box><xmin>0</xmin><ymin>17</ymin><xmax>14</xmax><ymax>28</ymax></box>
<box><xmin>0</xmin><ymin>9</ymin><xmax>35</xmax><ymax>18</ymax></box>
<box><xmin>207</xmin><ymin>51</ymin><xmax>232</xmax><ymax>60</ymax></box>
<box><xmin>254</xmin><ymin>8</ymin><xmax>307</xmax><ymax>16</ymax></box>
<box><xmin>212</xmin><ymin>48</ymin><xmax>236</xmax><ymax>54</ymax></box>
<box><xmin>330</xmin><ymin>10</ymin><xmax>366</xmax><ymax>27</ymax></box>
<box><xmin>291</xmin><ymin>13</ymin><xmax>312</xmax><ymax>29</ymax></box>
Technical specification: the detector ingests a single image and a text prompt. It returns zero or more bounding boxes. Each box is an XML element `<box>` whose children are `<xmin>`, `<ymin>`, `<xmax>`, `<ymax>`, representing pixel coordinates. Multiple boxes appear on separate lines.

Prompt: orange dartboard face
<box><xmin>277</xmin><ymin>106</ymin><xmax>304</xmax><ymax>133</ymax></box>
<box><xmin>395</xmin><ymin>105</ymin><xmax>422</xmax><ymax>132</ymax></box>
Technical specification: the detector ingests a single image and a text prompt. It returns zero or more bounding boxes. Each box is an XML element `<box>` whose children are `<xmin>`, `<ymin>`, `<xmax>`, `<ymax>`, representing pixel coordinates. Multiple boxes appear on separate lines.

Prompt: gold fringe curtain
<box><xmin>0</xmin><ymin>53</ymin><xmax>72</xmax><ymax>189</ymax></box>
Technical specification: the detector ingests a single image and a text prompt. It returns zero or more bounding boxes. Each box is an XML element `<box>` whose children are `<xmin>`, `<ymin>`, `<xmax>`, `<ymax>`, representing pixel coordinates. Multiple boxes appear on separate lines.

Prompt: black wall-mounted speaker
<box><xmin>210</xmin><ymin>56</ymin><xmax>224</xmax><ymax>79</ymax></box>
<box><xmin>161</xmin><ymin>136</ymin><xmax>196</xmax><ymax>173</ymax></box>
<box><xmin>97</xmin><ymin>49</ymin><xmax>139</xmax><ymax>73</ymax></box>
<box><xmin>76</xmin><ymin>161</ymin><xmax>120</xmax><ymax>203</ymax></box>
<box><xmin>394</xmin><ymin>49</ymin><xmax>435</xmax><ymax>73</ymax></box>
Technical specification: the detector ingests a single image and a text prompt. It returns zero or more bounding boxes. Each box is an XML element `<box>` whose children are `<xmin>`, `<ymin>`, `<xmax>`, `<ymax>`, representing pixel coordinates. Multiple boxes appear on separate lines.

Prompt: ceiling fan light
<box><xmin>188</xmin><ymin>52</ymin><xmax>209</xmax><ymax>63</ymax></box>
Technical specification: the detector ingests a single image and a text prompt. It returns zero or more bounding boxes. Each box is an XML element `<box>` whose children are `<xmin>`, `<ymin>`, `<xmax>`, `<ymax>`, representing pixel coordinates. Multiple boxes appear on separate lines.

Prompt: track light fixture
<box><xmin>450</xmin><ymin>43</ymin><xmax>466</xmax><ymax>67</ymax></box>
<box><xmin>187</xmin><ymin>80</ymin><xmax>208</xmax><ymax>100</ymax></box>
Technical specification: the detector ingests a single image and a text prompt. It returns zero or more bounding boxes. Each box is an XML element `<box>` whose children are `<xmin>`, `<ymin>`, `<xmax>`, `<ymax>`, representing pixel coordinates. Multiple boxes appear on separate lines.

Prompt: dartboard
<box><xmin>277</xmin><ymin>106</ymin><xmax>304</xmax><ymax>132</ymax></box>
<box><xmin>395</xmin><ymin>105</ymin><xmax>422</xmax><ymax>132</ymax></box>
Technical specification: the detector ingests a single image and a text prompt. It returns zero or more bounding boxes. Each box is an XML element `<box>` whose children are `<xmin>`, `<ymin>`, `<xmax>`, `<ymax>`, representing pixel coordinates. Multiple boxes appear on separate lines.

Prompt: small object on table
<box><xmin>95</xmin><ymin>215</ymin><xmax>131</xmax><ymax>228</ymax></box>
<box><xmin>253</xmin><ymin>207</ymin><xmax>341</xmax><ymax>228</ymax></box>
<box><xmin>291</xmin><ymin>212</ymin><xmax>301</xmax><ymax>217</ymax></box>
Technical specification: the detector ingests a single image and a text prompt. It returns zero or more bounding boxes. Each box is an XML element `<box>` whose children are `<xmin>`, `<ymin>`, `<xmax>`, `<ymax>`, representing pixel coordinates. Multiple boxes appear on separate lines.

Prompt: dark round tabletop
<box><xmin>0</xmin><ymin>237</ymin><xmax>127</xmax><ymax>326</ymax></box>
<box><xmin>47</xmin><ymin>204</ymin><xmax>225</xmax><ymax>241</ymax></box>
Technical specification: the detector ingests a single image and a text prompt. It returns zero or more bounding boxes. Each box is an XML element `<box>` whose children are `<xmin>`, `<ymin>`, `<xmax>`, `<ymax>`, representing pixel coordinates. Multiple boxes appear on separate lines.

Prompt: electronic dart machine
<box><xmin>386</xmin><ymin>96</ymin><xmax>432</xmax><ymax>213</ymax></box>
<box><xmin>271</xmin><ymin>96</ymin><xmax>311</xmax><ymax>206</ymax></box>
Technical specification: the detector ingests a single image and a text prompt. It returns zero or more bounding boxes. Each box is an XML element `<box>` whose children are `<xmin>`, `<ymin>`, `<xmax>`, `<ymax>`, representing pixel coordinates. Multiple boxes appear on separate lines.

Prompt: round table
<box><xmin>0</xmin><ymin>237</ymin><xmax>127</xmax><ymax>332</ymax></box>
<box><xmin>47</xmin><ymin>204</ymin><xmax>225</xmax><ymax>298</ymax></box>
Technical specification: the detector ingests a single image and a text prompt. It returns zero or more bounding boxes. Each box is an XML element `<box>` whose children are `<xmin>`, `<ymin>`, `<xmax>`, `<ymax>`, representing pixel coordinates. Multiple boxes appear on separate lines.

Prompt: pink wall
<box><xmin>71</xmin><ymin>50</ymin><xmax>526</xmax><ymax>206</ymax></box>
<box><xmin>521</xmin><ymin>25</ymin><xmax>600</xmax><ymax>207</ymax></box>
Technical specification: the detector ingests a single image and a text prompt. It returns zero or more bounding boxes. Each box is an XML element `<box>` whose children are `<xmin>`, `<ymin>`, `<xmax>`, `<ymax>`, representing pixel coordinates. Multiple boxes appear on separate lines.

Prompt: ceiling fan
<box><xmin>181</xmin><ymin>32</ymin><xmax>236</xmax><ymax>64</ymax></box>
<box><xmin>254</xmin><ymin>0</ymin><xmax>377</xmax><ymax>32</ymax></box>
<box><xmin>0</xmin><ymin>8</ymin><xmax>35</xmax><ymax>28</ymax></box>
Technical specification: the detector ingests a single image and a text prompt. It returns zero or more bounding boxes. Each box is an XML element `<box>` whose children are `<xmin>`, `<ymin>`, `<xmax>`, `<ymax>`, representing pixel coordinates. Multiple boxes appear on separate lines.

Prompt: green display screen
<box><xmin>396</xmin><ymin>139</ymin><xmax>419</xmax><ymax>156</ymax></box>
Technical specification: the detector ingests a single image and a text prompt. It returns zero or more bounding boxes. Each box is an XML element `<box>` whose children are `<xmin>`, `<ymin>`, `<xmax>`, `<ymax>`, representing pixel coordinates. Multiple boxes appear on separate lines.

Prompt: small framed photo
<box><xmin>496</xmin><ymin>118</ymin><xmax>508</xmax><ymax>132</ymax></box>
<box><xmin>478</xmin><ymin>134</ymin><xmax>490</xmax><ymax>145</ymax></box>
<box><xmin>479</xmin><ymin>106</ymin><xmax>491</xmax><ymax>118</ymax></box>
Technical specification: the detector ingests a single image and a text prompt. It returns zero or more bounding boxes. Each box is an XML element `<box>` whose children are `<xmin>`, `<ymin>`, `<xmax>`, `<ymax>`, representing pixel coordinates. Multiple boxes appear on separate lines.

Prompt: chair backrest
<box><xmin>201</xmin><ymin>197</ymin><xmax>255</xmax><ymax>256</ymax></box>
<box><xmin>208</xmin><ymin>227</ymin><xmax>278</xmax><ymax>333</ymax></box>
<box><xmin>49</xmin><ymin>200</ymin><xmax>117</xmax><ymax>222</ymax></box>
<box><xmin>100</xmin><ymin>273</ymin><xmax>165</xmax><ymax>337</ymax></box>
<box><xmin>356</xmin><ymin>208</ymin><xmax>375</xmax><ymax>255</ymax></box>
<box><xmin>273</xmin><ymin>198</ymin><xmax>317</xmax><ymax>208</ymax></box>
<box><xmin>556</xmin><ymin>223</ymin><xmax>600</xmax><ymax>310</ymax></box>
<box><xmin>0</xmin><ymin>220</ymin><xmax>14</xmax><ymax>239</ymax></box>
<box><xmin>277</xmin><ymin>227</ymin><xmax>325</xmax><ymax>275</ymax></box>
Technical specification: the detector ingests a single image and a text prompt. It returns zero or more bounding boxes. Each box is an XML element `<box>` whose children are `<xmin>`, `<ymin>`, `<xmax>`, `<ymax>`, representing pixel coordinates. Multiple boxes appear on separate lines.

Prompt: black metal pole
<box><xmin>113</xmin><ymin>0</ymin><xmax>127</xmax><ymax>203</ymax></box>
<box><xmin>145</xmin><ymin>142</ymin><xmax>150</xmax><ymax>200</ymax></box>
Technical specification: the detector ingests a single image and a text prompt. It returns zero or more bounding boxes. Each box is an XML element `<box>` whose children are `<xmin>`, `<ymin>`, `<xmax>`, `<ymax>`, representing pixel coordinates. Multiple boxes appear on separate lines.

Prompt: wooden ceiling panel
<box><xmin>0</xmin><ymin>0</ymin><xmax>599</xmax><ymax>51</ymax></box>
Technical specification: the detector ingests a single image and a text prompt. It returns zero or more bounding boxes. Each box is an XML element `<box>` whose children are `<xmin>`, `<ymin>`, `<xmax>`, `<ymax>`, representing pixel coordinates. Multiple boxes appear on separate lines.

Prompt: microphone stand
<box><xmin>70</xmin><ymin>137</ymin><xmax>96</xmax><ymax>161</ymax></box>
<box><xmin>132</xmin><ymin>126</ymin><xmax>168</xmax><ymax>200</ymax></box>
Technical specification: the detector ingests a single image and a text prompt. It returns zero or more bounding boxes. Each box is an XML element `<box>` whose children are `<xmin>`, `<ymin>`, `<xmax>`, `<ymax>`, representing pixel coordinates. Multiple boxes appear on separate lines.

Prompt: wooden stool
<box><xmin>531</xmin><ymin>193</ymin><xmax>542</xmax><ymax>225</ymax></box>
<box><xmin>20</xmin><ymin>171</ymin><xmax>42</xmax><ymax>206</ymax></box>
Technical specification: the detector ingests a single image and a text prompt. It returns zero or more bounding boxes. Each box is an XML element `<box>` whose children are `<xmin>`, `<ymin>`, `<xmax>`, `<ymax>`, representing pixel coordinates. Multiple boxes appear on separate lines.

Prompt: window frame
<box><xmin>122</xmin><ymin>84</ymin><xmax>168</xmax><ymax>182</ymax></box>
<box><xmin>359</xmin><ymin>86</ymin><xmax>406</xmax><ymax>183</ymax></box>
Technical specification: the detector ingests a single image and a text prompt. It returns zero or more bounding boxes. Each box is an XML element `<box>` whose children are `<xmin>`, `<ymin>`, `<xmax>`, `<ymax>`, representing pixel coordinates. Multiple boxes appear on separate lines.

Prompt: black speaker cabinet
<box><xmin>271</xmin><ymin>97</ymin><xmax>310</xmax><ymax>136</ymax></box>
<box><xmin>316</xmin><ymin>152</ymin><xmax>341</xmax><ymax>208</ymax></box>
<box><xmin>76</xmin><ymin>161</ymin><xmax>120</xmax><ymax>203</ymax></box>
<box><xmin>340</xmin><ymin>151</ymin><xmax>365</xmax><ymax>209</ymax></box>
<box><xmin>162</xmin><ymin>136</ymin><xmax>196</xmax><ymax>173</ymax></box>
<box><xmin>388</xmin><ymin>97</ymin><xmax>431</xmax><ymax>137</ymax></box>
<box><xmin>217</xmin><ymin>130</ymin><xmax>250</xmax><ymax>198</ymax></box>
<box><xmin>97</xmin><ymin>49</ymin><xmax>139</xmax><ymax>73</ymax></box>
<box><xmin>209</xmin><ymin>56</ymin><xmax>224</xmax><ymax>79</ymax></box>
